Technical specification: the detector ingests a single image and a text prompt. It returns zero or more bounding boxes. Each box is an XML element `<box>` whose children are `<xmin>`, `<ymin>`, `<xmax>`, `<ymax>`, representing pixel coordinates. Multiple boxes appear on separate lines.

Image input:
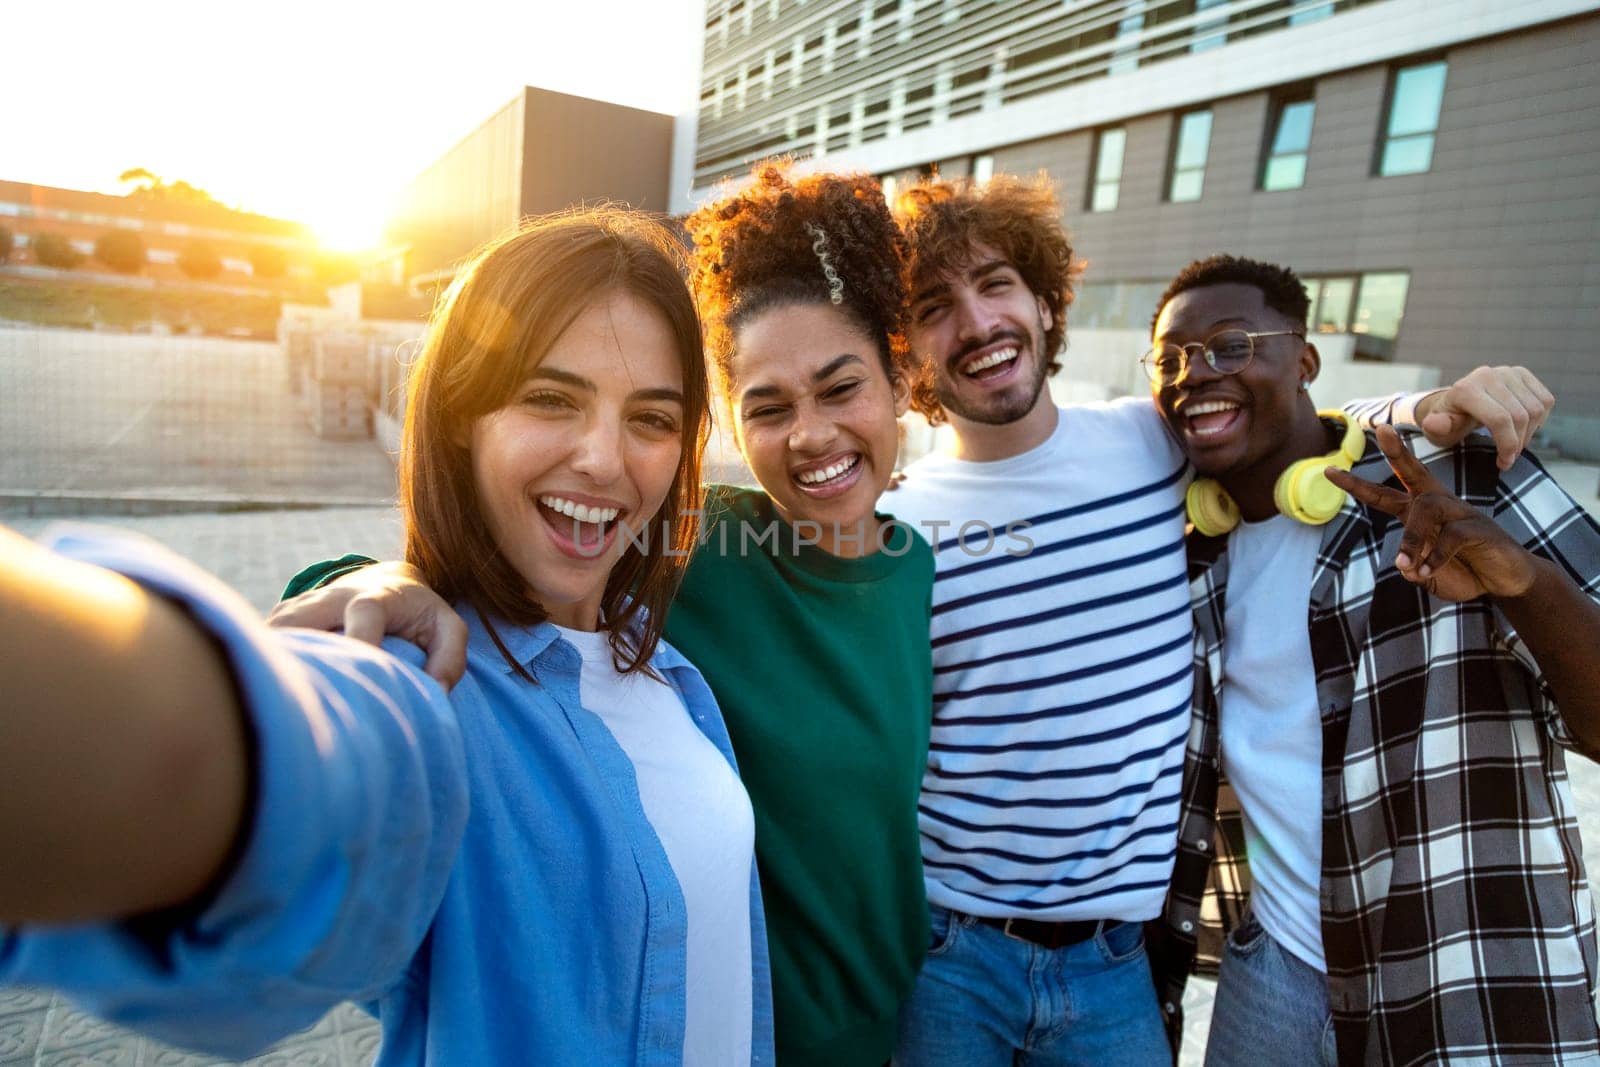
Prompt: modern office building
<box><xmin>386</xmin><ymin>86</ymin><xmax>676</xmax><ymax>289</ymax></box>
<box><xmin>689</xmin><ymin>0</ymin><xmax>1600</xmax><ymax>457</ymax></box>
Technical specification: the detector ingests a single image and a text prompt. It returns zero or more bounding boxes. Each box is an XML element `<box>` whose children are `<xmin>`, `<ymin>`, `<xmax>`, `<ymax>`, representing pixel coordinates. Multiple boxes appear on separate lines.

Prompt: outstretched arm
<box><xmin>2</xmin><ymin>525</ymin><xmax>468</xmax><ymax>1058</ymax></box>
<box><xmin>0</xmin><ymin>524</ymin><xmax>249</xmax><ymax>922</ymax></box>
<box><xmin>1326</xmin><ymin>426</ymin><xmax>1600</xmax><ymax>749</ymax></box>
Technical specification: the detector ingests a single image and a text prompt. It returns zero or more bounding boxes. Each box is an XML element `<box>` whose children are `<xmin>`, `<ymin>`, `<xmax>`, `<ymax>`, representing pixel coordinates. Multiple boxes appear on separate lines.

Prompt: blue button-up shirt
<box><xmin>0</xmin><ymin>526</ymin><xmax>774</xmax><ymax>1065</ymax></box>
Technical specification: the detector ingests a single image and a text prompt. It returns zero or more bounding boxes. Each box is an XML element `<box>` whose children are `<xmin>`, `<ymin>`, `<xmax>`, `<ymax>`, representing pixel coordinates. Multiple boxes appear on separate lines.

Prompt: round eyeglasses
<box><xmin>1139</xmin><ymin>329</ymin><xmax>1305</xmax><ymax>387</ymax></box>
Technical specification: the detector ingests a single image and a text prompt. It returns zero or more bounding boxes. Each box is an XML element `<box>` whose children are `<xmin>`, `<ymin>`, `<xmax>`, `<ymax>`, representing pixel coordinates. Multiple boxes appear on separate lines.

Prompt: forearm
<box><xmin>1493</xmin><ymin>556</ymin><xmax>1600</xmax><ymax>751</ymax></box>
<box><xmin>1341</xmin><ymin>389</ymin><xmax>1441</xmax><ymax>431</ymax></box>
<box><xmin>1</xmin><ymin>526</ymin><xmax>250</xmax><ymax>922</ymax></box>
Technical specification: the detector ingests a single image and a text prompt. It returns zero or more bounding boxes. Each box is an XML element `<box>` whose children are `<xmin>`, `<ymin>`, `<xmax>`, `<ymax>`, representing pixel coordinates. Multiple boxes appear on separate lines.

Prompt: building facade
<box><xmin>386</xmin><ymin>86</ymin><xmax>676</xmax><ymax>288</ymax></box>
<box><xmin>0</xmin><ymin>180</ymin><xmax>316</xmax><ymax>289</ymax></box>
<box><xmin>690</xmin><ymin>0</ymin><xmax>1600</xmax><ymax>458</ymax></box>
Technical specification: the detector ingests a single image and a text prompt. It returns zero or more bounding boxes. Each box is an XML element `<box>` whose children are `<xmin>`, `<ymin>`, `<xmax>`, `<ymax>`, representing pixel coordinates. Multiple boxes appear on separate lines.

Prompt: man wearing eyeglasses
<box><xmin>1144</xmin><ymin>254</ymin><xmax>1600</xmax><ymax>1065</ymax></box>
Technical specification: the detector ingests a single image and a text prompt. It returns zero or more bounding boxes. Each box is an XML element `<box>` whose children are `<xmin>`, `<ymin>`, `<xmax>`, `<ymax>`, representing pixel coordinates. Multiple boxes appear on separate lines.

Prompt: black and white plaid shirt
<box><xmin>1151</xmin><ymin>429</ymin><xmax>1600</xmax><ymax>1065</ymax></box>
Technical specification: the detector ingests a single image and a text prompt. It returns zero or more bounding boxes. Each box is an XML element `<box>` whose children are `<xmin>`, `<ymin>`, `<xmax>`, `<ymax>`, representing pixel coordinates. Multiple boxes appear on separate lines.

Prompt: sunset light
<box><xmin>306</xmin><ymin>196</ymin><xmax>395</xmax><ymax>255</ymax></box>
<box><xmin>5</xmin><ymin>0</ymin><xmax>705</xmax><ymax>247</ymax></box>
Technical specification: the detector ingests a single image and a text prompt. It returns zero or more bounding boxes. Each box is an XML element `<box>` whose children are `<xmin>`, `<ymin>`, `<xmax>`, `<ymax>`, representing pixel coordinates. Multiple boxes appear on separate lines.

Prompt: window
<box><xmin>971</xmin><ymin>153</ymin><xmax>995</xmax><ymax>185</ymax></box>
<box><xmin>1072</xmin><ymin>280</ymin><xmax>1167</xmax><ymax>330</ymax></box>
<box><xmin>1110</xmin><ymin>0</ymin><xmax>1146</xmax><ymax>75</ymax></box>
<box><xmin>1167</xmin><ymin>109</ymin><xmax>1212</xmax><ymax>202</ymax></box>
<box><xmin>1261</xmin><ymin>95</ymin><xmax>1315</xmax><ymax>191</ymax></box>
<box><xmin>1302</xmin><ymin>272</ymin><xmax>1411</xmax><ymax>358</ymax></box>
<box><xmin>1087</xmin><ymin>127</ymin><xmax>1126</xmax><ymax>212</ymax></box>
<box><xmin>1289</xmin><ymin>1</ymin><xmax>1334</xmax><ymax>26</ymax></box>
<box><xmin>1192</xmin><ymin>0</ymin><xmax>1229</xmax><ymax>52</ymax></box>
<box><xmin>1378</xmin><ymin>61</ymin><xmax>1446</xmax><ymax>176</ymax></box>
<box><xmin>1351</xmin><ymin>272</ymin><xmax>1410</xmax><ymax>356</ymax></box>
<box><xmin>1304</xmin><ymin>276</ymin><xmax>1355</xmax><ymax>333</ymax></box>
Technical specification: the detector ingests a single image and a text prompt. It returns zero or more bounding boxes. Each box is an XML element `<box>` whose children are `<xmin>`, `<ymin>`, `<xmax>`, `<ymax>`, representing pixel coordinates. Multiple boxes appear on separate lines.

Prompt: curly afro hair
<box><xmin>1151</xmin><ymin>254</ymin><xmax>1310</xmax><ymax>333</ymax></box>
<box><xmin>893</xmin><ymin>174</ymin><xmax>1078</xmax><ymax>423</ymax></box>
<box><xmin>684</xmin><ymin>162</ymin><xmax>913</xmax><ymax>403</ymax></box>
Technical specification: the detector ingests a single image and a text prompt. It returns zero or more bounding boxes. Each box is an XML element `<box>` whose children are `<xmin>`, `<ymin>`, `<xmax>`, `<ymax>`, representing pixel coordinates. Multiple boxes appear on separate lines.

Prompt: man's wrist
<box><xmin>1400</xmin><ymin>387</ymin><xmax>1448</xmax><ymax>429</ymax></box>
<box><xmin>1492</xmin><ymin>551</ymin><xmax>1553</xmax><ymax>607</ymax></box>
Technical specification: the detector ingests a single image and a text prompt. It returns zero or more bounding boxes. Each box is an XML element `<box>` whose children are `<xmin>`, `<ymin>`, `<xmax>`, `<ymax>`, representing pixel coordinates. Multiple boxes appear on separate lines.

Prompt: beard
<box><xmin>934</xmin><ymin>325</ymin><xmax>1052</xmax><ymax>426</ymax></box>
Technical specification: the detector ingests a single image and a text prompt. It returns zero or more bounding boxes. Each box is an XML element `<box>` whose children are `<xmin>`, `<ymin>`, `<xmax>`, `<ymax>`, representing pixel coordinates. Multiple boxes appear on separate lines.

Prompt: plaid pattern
<box><xmin>1151</xmin><ymin>429</ymin><xmax>1600</xmax><ymax>1065</ymax></box>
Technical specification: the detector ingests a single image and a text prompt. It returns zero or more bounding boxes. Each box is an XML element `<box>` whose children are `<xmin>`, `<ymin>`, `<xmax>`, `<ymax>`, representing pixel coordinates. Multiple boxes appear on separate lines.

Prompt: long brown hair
<box><xmin>399</xmin><ymin>208</ymin><xmax>709</xmax><ymax>675</ymax></box>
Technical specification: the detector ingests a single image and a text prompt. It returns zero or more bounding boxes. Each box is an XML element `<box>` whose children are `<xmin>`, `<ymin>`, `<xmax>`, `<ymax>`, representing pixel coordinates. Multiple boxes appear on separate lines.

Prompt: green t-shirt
<box><xmin>668</xmin><ymin>486</ymin><xmax>933</xmax><ymax>1065</ymax></box>
<box><xmin>281</xmin><ymin>484</ymin><xmax>935</xmax><ymax>1065</ymax></box>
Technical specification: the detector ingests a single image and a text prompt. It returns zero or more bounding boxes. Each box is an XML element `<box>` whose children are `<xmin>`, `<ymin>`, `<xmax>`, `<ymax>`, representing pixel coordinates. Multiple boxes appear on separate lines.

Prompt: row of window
<box><xmin>0</xmin><ymin>201</ymin><xmax>306</xmax><ymax>250</ymax></box>
<box><xmin>1086</xmin><ymin>58</ymin><xmax>1447</xmax><ymax>212</ymax></box>
<box><xmin>693</xmin><ymin>0</ymin><xmax>1385</xmax><ymax>184</ymax></box>
<box><xmin>1072</xmin><ymin>270</ymin><xmax>1412</xmax><ymax>354</ymax></box>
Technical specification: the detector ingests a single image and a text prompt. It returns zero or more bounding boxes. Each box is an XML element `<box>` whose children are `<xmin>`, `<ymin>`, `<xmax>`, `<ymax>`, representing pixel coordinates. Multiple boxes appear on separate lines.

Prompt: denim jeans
<box><xmin>893</xmin><ymin>905</ymin><xmax>1170</xmax><ymax>1066</ymax></box>
<box><xmin>1203</xmin><ymin>911</ymin><xmax>1336</xmax><ymax>1067</ymax></box>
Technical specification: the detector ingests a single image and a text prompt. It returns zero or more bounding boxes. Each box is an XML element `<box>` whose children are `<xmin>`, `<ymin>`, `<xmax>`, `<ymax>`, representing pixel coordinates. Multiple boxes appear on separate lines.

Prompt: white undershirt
<box><xmin>1218</xmin><ymin>515</ymin><xmax>1327</xmax><ymax>972</ymax></box>
<box><xmin>558</xmin><ymin>626</ymin><xmax>756</xmax><ymax>1064</ymax></box>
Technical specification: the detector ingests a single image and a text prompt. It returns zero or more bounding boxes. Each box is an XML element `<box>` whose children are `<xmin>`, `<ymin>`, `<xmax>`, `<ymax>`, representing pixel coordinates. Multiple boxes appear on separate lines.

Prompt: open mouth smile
<box><xmin>792</xmin><ymin>452</ymin><xmax>864</xmax><ymax>499</ymax></box>
<box><xmin>538</xmin><ymin>493</ymin><xmax>624</xmax><ymax>558</ymax></box>
<box><xmin>958</xmin><ymin>345</ymin><xmax>1020</xmax><ymax>382</ymax></box>
<box><xmin>1180</xmin><ymin>398</ymin><xmax>1244</xmax><ymax>439</ymax></box>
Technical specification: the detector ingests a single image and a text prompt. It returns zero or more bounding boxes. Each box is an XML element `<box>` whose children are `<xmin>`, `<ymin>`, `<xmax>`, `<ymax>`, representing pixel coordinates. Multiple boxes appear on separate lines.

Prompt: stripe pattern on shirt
<box><xmin>889</xmin><ymin>399</ymin><xmax>1193</xmax><ymax>923</ymax></box>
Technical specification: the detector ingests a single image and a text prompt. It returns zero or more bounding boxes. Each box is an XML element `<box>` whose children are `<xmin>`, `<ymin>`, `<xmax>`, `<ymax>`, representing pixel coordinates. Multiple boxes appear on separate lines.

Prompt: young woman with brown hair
<box><xmin>279</xmin><ymin>165</ymin><xmax>939</xmax><ymax>1065</ymax></box>
<box><xmin>0</xmin><ymin>210</ymin><xmax>772</xmax><ymax>1065</ymax></box>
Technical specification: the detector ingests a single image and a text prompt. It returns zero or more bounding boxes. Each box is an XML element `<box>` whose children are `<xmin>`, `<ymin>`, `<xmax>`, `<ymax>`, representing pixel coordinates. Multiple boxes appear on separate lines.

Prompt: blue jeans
<box><xmin>1203</xmin><ymin>911</ymin><xmax>1336</xmax><ymax>1067</ymax></box>
<box><xmin>893</xmin><ymin>906</ymin><xmax>1170</xmax><ymax>1066</ymax></box>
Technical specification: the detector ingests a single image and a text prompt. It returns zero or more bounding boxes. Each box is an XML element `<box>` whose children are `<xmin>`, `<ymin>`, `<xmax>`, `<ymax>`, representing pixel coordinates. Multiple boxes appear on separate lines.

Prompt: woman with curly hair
<box><xmin>671</xmin><ymin>163</ymin><xmax>936</xmax><ymax>1065</ymax></box>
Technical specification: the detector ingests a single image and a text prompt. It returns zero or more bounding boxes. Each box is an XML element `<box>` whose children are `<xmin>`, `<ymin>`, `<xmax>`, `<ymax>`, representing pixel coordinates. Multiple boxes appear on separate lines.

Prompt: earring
<box><xmin>1300</xmin><ymin>380</ymin><xmax>1311</xmax><ymax>392</ymax></box>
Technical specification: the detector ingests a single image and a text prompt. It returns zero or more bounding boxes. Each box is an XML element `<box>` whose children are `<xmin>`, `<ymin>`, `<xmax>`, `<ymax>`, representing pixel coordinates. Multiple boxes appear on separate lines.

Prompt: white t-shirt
<box><xmin>884</xmin><ymin>398</ymin><xmax>1193</xmax><ymax>922</ymax></box>
<box><xmin>1218</xmin><ymin>514</ymin><xmax>1327</xmax><ymax>972</ymax></box>
<box><xmin>557</xmin><ymin>626</ymin><xmax>756</xmax><ymax>1065</ymax></box>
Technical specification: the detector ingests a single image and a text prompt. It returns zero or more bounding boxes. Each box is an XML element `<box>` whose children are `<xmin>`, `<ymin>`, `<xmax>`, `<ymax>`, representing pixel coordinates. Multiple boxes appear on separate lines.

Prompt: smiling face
<box><xmin>468</xmin><ymin>292</ymin><xmax>685</xmax><ymax>630</ymax></box>
<box><xmin>905</xmin><ymin>240</ymin><xmax>1057</xmax><ymax>453</ymax></box>
<box><xmin>1152</xmin><ymin>282</ymin><xmax>1324</xmax><ymax>510</ymax></box>
<box><xmin>731</xmin><ymin>301</ymin><xmax>909</xmax><ymax>556</ymax></box>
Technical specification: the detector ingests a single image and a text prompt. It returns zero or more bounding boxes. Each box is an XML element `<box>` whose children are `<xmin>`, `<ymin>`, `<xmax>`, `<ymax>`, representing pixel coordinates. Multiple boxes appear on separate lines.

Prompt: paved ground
<box><xmin>0</xmin><ymin>325</ymin><xmax>395</xmax><ymax>506</ymax></box>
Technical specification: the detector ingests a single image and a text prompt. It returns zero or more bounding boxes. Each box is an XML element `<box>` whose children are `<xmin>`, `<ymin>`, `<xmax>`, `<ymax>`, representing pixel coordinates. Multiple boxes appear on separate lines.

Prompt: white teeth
<box><xmin>962</xmin><ymin>347</ymin><xmax>1018</xmax><ymax>375</ymax></box>
<box><xmin>796</xmin><ymin>454</ymin><xmax>860</xmax><ymax>485</ymax></box>
<box><xmin>1185</xmin><ymin>400</ymin><xmax>1240</xmax><ymax>417</ymax></box>
<box><xmin>539</xmin><ymin>495</ymin><xmax>620</xmax><ymax>523</ymax></box>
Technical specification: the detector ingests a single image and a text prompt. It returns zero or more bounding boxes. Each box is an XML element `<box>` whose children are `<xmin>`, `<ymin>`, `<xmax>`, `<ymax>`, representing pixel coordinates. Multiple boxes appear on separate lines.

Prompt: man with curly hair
<box><xmin>882</xmin><ymin>175</ymin><xmax>1557</xmax><ymax>1063</ymax></box>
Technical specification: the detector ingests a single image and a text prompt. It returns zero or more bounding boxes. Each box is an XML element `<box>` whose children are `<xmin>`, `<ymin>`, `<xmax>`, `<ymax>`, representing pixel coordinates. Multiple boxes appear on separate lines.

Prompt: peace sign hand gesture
<box><xmin>1323</xmin><ymin>425</ymin><xmax>1539</xmax><ymax>603</ymax></box>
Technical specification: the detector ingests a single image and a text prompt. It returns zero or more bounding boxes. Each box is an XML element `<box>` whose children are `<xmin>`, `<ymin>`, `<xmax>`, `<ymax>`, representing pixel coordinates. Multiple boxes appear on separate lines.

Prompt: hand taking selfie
<box><xmin>1324</xmin><ymin>424</ymin><xmax>1539</xmax><ymax>602</ymax></box>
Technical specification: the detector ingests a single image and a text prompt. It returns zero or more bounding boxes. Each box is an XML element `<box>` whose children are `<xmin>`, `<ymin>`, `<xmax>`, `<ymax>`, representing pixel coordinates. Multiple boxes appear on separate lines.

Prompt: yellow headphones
<box><xmin>1185</xmin><ymin>410</ymin><xmax>1366</xmax><ymax>536</ymax></box>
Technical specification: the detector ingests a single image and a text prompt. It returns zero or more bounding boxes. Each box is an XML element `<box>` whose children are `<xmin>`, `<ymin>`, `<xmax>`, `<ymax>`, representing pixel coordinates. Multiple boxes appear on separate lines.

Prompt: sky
<box><xmin>3</xmin><ymin>1</ymin><xmax>705</xmax><ymax>248</ymax></box>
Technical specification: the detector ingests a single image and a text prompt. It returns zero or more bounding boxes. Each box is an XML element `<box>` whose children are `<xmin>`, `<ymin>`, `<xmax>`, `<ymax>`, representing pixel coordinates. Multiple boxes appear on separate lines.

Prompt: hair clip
<box><xmin>802</xmin><ymin>223</ymin><xmax>845</xmax><ymax>305</ymax></box>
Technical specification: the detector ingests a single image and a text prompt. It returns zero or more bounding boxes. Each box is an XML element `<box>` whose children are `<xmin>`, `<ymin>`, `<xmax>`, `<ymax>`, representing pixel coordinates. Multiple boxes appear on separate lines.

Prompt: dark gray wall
<box><xmin>991</xmin><ymin>14</ymin><xmax>1600</xmax><ymax>455</ymax></box>
<box><xmin>521</xmin><ymin>87</ymin><xmax>674</xmax><ymax>217</ymax></box>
